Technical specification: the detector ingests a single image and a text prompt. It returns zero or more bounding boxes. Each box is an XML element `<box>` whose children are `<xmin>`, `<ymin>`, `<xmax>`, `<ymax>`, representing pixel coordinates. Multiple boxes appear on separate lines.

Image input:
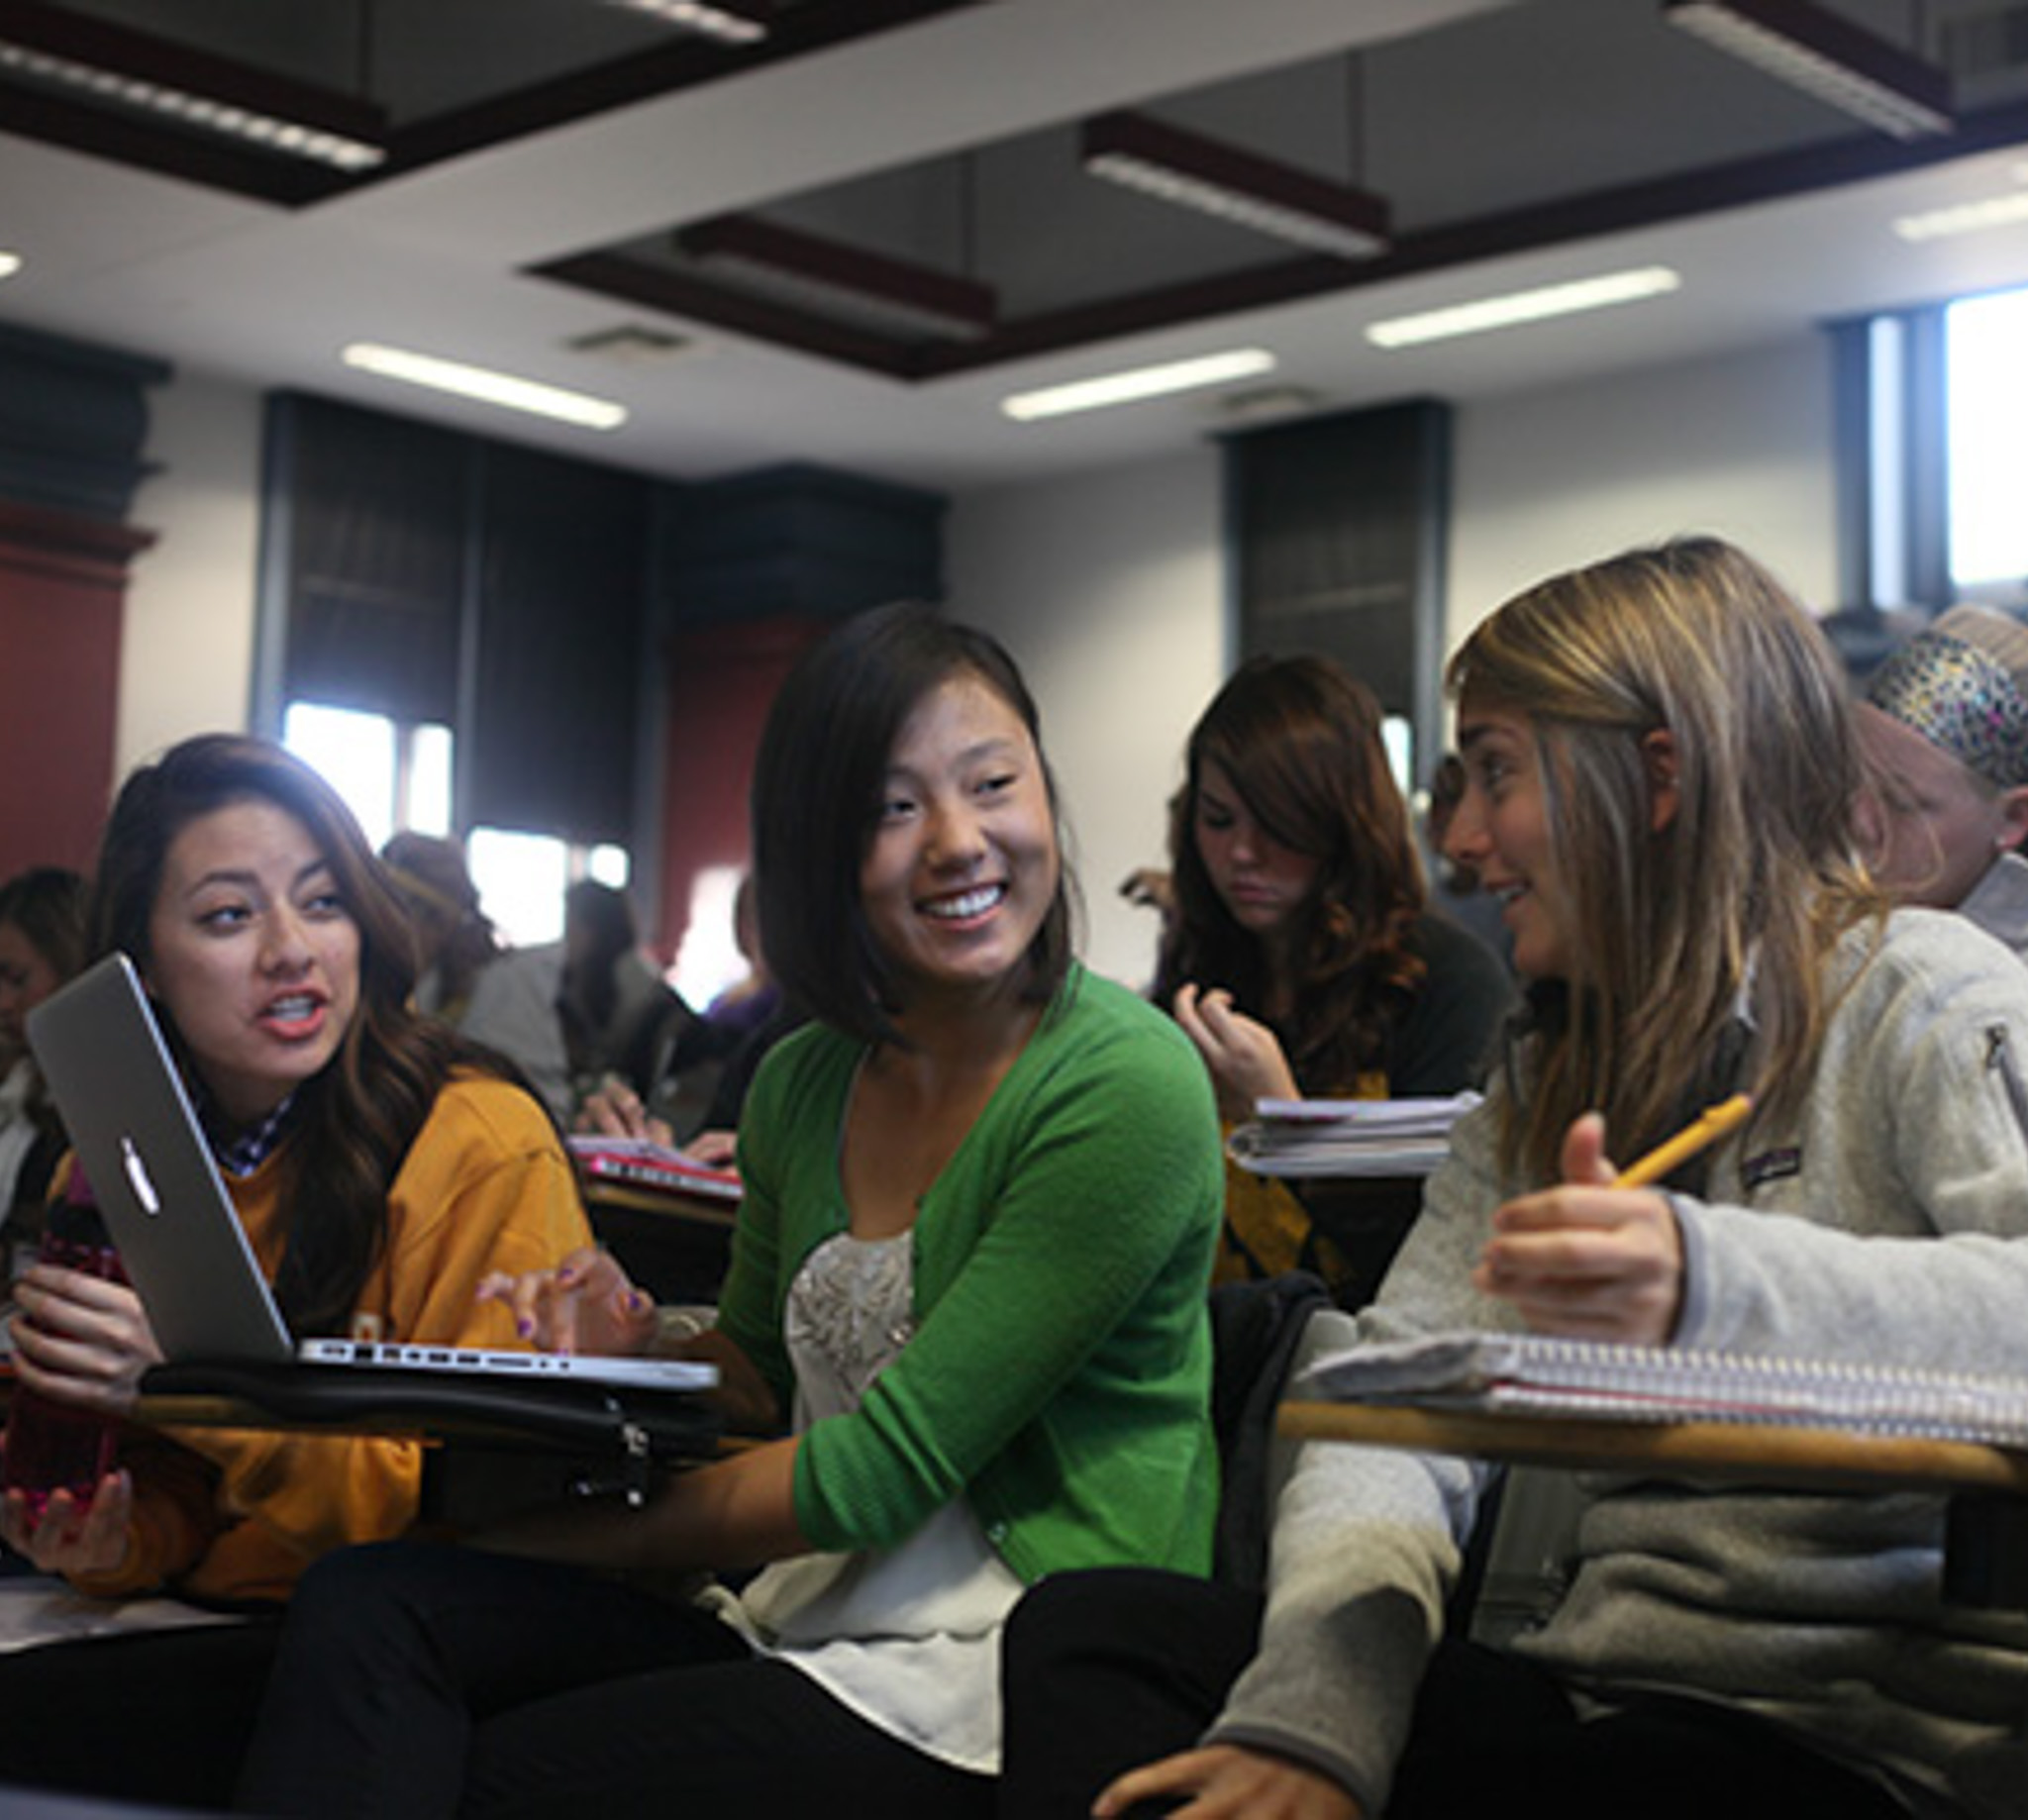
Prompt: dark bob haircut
<box><xmin>752</xmin><ymin>602</ymin><xmax>1075</xmax><ymax>1046</ymax></box>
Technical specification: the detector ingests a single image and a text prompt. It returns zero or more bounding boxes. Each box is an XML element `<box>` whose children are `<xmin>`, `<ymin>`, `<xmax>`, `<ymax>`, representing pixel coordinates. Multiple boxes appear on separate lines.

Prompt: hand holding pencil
<box><xmin>1473</xmin><ymin>1095</ymin><xmax>1752</xmax><ymax>1348</ymax></box>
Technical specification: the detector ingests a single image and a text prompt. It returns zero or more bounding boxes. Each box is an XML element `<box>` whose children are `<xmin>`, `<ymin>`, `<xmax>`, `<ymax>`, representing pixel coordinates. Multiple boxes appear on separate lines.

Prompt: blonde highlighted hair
<box><xmin>1447</xmin><ymin>538</ymin><xmax>1884</xmax><ymax>1184</ymax></box>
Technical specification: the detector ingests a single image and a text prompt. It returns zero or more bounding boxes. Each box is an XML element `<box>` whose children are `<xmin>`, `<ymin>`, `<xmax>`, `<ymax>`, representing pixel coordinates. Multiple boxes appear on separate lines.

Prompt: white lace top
<box><xmin>705</xmin><ymin>1230</ymin><xmax>1023</xmax><ymax>1772</ymax></box>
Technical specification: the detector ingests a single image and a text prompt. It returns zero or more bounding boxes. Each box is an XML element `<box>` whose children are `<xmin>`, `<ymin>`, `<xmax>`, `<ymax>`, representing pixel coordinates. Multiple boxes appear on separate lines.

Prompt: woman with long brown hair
<box><xmin>1157</xmin><ymin>655</ymin><xmax>1511</xmax><ymax>1289</ymax></box>
<box><xmin>1006</xmin><ymin>537</ymin><xmax>2028</xmax><ymax>1820</ymax></box>
<box><xmin>0</xmin><ymin>733</ymin><xmax>592</xmax><ymax>1807</ymax></box>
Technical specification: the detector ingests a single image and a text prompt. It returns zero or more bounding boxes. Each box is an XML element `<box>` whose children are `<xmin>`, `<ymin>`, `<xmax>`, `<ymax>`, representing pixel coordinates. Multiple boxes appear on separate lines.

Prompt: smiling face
<box><xmin>1191</xmin><ymin>758</ymin><xmax>1321</xmax><ymax>946</ymax></box>
<box><xmin>858</xmin><ymin>671</ymin><xmax>1061</xmax><ymax>1015</ymax></box>
<box><xmin>1854</xmin><ymin>701</ymin><xmax>2028</xmax><ymax>909</ymax></box>
<box><xmin>145</xmin><ymin>797</ymin><xmax>362</xmax><ymax>1126</ymax></box>
<box><xmin>1447</xmin><ymin>701</ymin><xmax>1574</xmax><ymax>981</ymax></box>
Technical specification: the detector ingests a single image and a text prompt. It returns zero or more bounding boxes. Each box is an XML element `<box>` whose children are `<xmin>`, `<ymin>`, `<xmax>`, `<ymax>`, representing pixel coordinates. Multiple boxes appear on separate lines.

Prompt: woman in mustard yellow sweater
<box><xmin>0</xmin><ymin>734</ymin><xmax>592</xmax><ymax>1806</ymax></box>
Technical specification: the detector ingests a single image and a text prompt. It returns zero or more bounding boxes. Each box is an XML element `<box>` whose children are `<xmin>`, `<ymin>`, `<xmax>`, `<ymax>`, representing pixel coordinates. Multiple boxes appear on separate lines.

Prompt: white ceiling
<box><xmin>6</xmin><ymin>0</ymin><xmax>2028</xmax><ymax>493</ymax></box>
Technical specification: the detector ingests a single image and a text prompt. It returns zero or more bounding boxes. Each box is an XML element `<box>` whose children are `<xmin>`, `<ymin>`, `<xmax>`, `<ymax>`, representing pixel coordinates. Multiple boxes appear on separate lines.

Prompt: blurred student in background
<box><xmin>0</xmin><ymin>865</ymin><xmax>89</xmax><ymax>1262</ymax></box>
<box><xmin>378</xmin><ymin>832</ymin><xmax>502</xmax><ymax>1026</ymax></box>
<box><xmin>1856</xmin><ymin>602</ymin><xmax>2028</xmax><ymax>958</ymax></box>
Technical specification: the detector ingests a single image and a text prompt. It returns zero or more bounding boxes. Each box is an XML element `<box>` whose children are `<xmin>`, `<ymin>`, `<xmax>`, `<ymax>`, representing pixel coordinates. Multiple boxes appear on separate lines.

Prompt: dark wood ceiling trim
<box><xmin>913</xmin><ymin>91</ymin><xmax>2028</xmax><ymax>378</ymax></box>
<box><xmin>387</xmin><ymin>0</ymin><xmax>992</xmax><ymax>175</ymax></box>
<box><xmin>0</xmin><ymin>0</ymin><xmax>989</xmax><ymax>208</ymax></box>
<box><xmin>0</xmin><ymin>0</ymin><xmax>387</xmax><ymax>137</ymax></box>
<box><xmin>0</xmin><ymin>83</ymin><xmax>349</xmax><ymax>205</ymax></box>
<box><xmin>542</xmin><ymin>92</ymin><xmax>2028</xmax><ymax>383</ymax></box>
<box><xmin>532</xmin><ymin>251</ymin><xmax>927</xmax><ymax>378</ymax></box>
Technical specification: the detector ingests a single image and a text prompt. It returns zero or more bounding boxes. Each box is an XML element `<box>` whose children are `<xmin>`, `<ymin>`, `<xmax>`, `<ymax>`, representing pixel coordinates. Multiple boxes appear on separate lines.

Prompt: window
<box><xmin>283</xmin><ymin>704</ymin><xmax>449</xmax><ymax>853</ymax></box>
<box><xmin>1946</xmin><ymin>287</ymin><xmax>2028</xmax><ymax>601</ymax></box>
<box><xmin>465</xmin><ymin>826</ymin><xmax>630</xmax><ymax>948</ymax></box>
<box><xmin>262</xmin><ymin>392</ymin><xmax>652</xmax><ymax>853</ymax></box>
<box><xmin>1841</xmin><ymin>285</ymin><xmax>2028</xmax><ymax>619</ymax></box>
<box><xmin>284</xmin><ymin>702</ymin><xmax>629</xmax><ymax>949</ymax></box>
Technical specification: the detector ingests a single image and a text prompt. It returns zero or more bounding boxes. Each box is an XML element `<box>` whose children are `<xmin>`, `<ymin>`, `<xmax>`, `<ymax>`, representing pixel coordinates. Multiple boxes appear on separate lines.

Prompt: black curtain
<box><xmin>467</xmin><ymin>445</ymin><xmax>649</xmax><ymax>847</ymax></box>
<box><xmin>1223</xmin><ymin>399</ymin><xmax>1451</xmax><ymax>786</ymax></box>
<box><xmin>269</xmin><ymin>392</ymin><xmax>650</xmax><ymax>846</ymax></box>
<box><xmin>280</xmin><ymin>394</ymin><xmax>465</xmax><ymax>726</ymax></box>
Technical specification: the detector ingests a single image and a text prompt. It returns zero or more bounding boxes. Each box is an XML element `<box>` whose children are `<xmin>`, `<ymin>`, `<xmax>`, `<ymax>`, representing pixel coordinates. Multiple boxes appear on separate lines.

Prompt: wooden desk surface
<box><xmin>1278</xmin><ymin>1400</ymin><xmax>2028</xmax><ymax>1497</ymax></box>
<box><xmin>581</xmin><ymin>1182</ymin><xmax>737</xmax><ymax>1306</ymax></box>
<box><xmin>582</xmin><ymin>1180</ymin><xmax>739</xmax><ymax>1229</ymax></box>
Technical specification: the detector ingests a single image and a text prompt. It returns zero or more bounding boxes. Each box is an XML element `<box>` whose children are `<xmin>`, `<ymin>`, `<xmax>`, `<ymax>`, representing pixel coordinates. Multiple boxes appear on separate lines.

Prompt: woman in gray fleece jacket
<box><xmin>1002</xmin><ymin>538</ymin><xmax>2028</xmax><ymax>1820</ymax></box>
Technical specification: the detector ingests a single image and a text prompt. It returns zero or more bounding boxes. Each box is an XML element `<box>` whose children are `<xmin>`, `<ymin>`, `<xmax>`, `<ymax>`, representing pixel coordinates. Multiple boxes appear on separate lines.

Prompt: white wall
<box><xmin>1446</xmin><ymin>337</ymin><xmax>1837</xmax><ymax>649</ymax></box>
<box><xmin>120</xmin><ymin>369</ymin><xmax>265</xmax><ymax>777</ymax></box>
<box><xmin>951</xmin><ymin>334</ymin><xmax>1839</xmax><ymax>990</ymax></box>
<box><xmin>947</xmin><ymin>448</ymin><xmax>1228</xmax><ymax>990</ymax></box>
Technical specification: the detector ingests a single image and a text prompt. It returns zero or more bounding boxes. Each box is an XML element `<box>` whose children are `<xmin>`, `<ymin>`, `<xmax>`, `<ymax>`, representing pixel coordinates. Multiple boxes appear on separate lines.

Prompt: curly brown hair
<box><xmin>1155</xmin><ymin>655</ymin><xmax>1427</xmax><ymax>1092</ymax></box>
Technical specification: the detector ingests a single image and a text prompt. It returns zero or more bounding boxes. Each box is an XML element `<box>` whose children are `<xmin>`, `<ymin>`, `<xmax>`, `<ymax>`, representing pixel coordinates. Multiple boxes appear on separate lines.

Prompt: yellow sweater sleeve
<box><xmin>76</xmin><ymin>1076</ymin><xmax>592</xmax><ymax>1604</ymax></box>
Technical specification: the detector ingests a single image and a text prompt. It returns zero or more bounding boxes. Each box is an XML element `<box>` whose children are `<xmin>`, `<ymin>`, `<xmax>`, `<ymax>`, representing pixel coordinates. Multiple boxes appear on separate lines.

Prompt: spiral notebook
<box><xmin>1292</xmin><ymin>1331</ymin><xmax>2028</xmax><ymax>1447</ymax></box>
<box><xmin>1227</xmin><ymin>1094</ymin><xmax>1479</xmax><ymax>1179</ymax></box>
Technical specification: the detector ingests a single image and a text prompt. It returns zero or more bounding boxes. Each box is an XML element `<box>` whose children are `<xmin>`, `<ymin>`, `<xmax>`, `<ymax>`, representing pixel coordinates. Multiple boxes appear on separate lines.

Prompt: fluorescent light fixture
<box><xmin>679</xmin><ymin>215</ymin><xmax>998</xmax><ymax>342</ymax></box>
<box><xmin>1893</xmin><ymin>189</ymin><xmax>2028</xmax><ymax>243</ymax></box>
<box><xmin>0</xmin><ymin>252</ymin><xmax>20</xmax><ymax>281</ymax></box>
<box><xmin>341</xmin><ymin>344</ymin><xmax>628</xmax><ymax>431</ymax></box>
<box><xmin>1365</xmin><ymin>267</ymin><xmax>1683</xmax><ymax>350</ymax></box>
<box><xmin>1665</xmin><ymin>0</ymin><xmax>1952</xmax><ymax>141</ymax></box>
<box><xmin>0</xmin><ymin>29</ymin><xmax>387</xmax><ymax>171</ymax></box>
<box><xmin>1082</xmin><ymin>110</ymin><xmax>1390</xmax><ymax>260</ymax></box>
<box><xmin>599</xmin><ymin>0</ymin><xmax>769</xmax><ymax>46</ymax></box>
<box><xmin>1001</xmin><ymin>349</ymin><xmax>1277</xmax><ymax>422</ymax></box>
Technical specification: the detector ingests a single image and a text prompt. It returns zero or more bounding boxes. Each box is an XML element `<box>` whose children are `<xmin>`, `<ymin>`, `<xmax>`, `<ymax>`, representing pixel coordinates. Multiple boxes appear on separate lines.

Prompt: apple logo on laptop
<box><xmin>120</xmin><ymin>1135</ymin><xmax>162</xmax><ymax>1216</ymax></box>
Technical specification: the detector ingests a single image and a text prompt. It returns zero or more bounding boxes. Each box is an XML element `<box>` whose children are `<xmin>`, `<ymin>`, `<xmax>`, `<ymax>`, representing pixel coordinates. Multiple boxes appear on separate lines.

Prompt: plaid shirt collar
<box><xmin>201</xmin><ymin>1092</ymin><xmax>298</xmax><ymax>1178</ymax></box>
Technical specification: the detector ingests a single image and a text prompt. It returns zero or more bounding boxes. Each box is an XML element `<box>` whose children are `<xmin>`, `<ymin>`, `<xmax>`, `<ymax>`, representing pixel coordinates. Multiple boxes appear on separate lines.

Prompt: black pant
<box><xmin>235</xmin><ymin>1540</ymin><xmax>995</xmax><ymax>1820</ymax></box>
<box><xmin>999</xmin><ymin>1567</ymin><xmax>1914</xmax><ymax>1820</ymax></box>
<box><xmin>0</xmin><ymin>1615</ymin><xmax>282</xmax><ymax>1810</ymax></box>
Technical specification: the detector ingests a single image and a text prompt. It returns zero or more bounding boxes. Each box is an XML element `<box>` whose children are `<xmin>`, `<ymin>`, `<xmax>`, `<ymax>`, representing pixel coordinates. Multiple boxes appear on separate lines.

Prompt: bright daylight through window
<box><xmin>1948</xmin><ymin>286</ymin><xmax>2028</xmax><ymax>594</ymax></box>
<box><xmin>282</xmin><ymin>703</ymin><xmax>627</xmax><ymax>948</ymax></box>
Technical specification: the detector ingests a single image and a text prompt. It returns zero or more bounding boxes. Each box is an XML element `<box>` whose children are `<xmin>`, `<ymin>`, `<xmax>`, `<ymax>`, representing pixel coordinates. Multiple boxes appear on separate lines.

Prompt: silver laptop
<box><xmin>26</xmin><ymin>954</ymin><xmax>714</xmax><ymax>1396</ymax></box>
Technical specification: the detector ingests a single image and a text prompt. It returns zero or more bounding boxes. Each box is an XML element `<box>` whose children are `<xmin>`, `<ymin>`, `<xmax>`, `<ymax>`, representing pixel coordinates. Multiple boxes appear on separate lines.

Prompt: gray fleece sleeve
<box><xmin>1202</xmin><ymin>1104</ymin><xmax>1517</xmax><ymax>1810</ymax></box>
<box><xmin>1674</xmin><ymin>914</ymin><xmax>2028</xmax><ymax>1372</ymax></box>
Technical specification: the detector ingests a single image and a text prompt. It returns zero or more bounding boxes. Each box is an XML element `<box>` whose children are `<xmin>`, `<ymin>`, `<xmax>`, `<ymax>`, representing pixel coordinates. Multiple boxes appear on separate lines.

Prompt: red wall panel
<box><xmin>655</xmin><ymin>615</ymin><xmax>824</xmax><ymax>977</ymax></box>
<box><xmin>0</xmin><ymin>502</ymin><xmax>152</xmax><ymax>879</ymax></box>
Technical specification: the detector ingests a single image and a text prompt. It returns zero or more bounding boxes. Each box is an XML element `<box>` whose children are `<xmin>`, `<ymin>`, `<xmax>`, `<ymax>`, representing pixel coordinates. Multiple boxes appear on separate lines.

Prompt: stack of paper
<box><xmin>1292</xmin><ymin>1330</ymin><xmax>2028</xmax><ymax>1445</ymax></box>
<box><xmin>1226</xmin><ymin>1093</ymin><xmax>1480</xmax><ymax>1179</ymax></box>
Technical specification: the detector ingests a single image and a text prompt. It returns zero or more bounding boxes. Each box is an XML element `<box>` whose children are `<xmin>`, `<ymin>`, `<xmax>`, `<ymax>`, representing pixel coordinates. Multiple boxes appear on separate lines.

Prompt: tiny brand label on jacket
<box><xmin>1741</xmin><ymin>1146</ymin><xmax>1801</xmax><ymax>1191</ymax></box>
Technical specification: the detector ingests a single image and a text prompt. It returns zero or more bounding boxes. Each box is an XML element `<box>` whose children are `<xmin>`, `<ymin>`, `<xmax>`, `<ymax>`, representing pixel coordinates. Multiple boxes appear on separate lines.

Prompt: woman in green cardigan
<box><xmin>236</xmin><ymin>604</ymin><xmax>1226</xmax><ymax>1819</ymax></box>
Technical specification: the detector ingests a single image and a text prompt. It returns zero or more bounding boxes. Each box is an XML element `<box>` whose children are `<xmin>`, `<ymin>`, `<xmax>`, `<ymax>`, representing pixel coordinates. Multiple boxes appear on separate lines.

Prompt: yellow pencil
<box><xmin>1612</xmin><ymin>1092</ymin><xmax>1753</xmax><ymax>1190</ymax></box>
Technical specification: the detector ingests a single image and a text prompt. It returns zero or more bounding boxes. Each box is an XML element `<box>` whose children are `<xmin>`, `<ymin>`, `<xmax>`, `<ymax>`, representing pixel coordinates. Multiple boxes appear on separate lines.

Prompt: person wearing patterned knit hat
<box><xmin>1858</xmin><ymin>604</ymin><xmax>2028</xmax><ymax>959</ymax></box>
